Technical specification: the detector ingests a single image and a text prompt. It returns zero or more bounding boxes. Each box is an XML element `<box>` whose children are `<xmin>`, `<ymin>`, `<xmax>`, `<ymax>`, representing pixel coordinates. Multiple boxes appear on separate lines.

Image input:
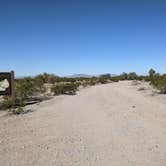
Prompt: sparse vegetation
<box><xmin>51</xmin><ymin>83</ymin><xmax>79</xmax><ymax>96</ymax></box>
<box><xmin>1</xmin><ymin>96</ymin><xmax>14</xmax><ymax>110</ymax></box>
<box><xmin>98</xmin><ymin>74</ymin><xmax>111</xmax><ymax>84</ymax></box>
<box><xmin>1</xmin><ymin>69</ymin><xmax>166</xmax><ymax>115</ymax></box>
<box><xmin>16</xmin><ymin>77</ymin><xmax>38</xmax><ymax>101</ymax></box>
<box><xmin>148</xmin><ymin>69</ymin><xmax>166</xmax><ymax>94</ymax></box>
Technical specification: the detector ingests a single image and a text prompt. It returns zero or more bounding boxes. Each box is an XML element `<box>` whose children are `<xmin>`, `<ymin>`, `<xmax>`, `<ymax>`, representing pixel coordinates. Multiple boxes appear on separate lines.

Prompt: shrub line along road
<box><xmin>0</xmin><ymin>81</ymin><xmax>166</xmax><ymax>166</ymax></box>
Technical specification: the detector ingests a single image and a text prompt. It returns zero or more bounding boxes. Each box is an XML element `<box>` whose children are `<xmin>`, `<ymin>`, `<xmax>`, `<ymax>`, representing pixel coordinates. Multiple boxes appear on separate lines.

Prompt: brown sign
<box><xmin>0</xmin><ymin>72</ymin><xmax>12</xmax><ymax>95</ymax></box>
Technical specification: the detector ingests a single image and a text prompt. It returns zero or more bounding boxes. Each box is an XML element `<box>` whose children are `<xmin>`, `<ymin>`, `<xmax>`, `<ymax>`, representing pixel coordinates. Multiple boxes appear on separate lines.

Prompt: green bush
<box><xmin>16</xmin><ymin>76</ymin><xmax>46</xmax><ymax>101</ymax></box>
<box><xmin>1</xmin><ymin>96</ymin><xmax>25</xmax><ymax>114</ymax></box>
<box><xmin>1</xmin><ymin>97</ymin><xmax>14</xmax><ymax>110</ymax></box>
<box><xmin>82</xmin><ymin>82</ymin><xmax>88</xmax><ymax>87</ymax></box>
<box><xmin>148</xmin><ymin>69</ymin><xmax>166</xmax><ymax>94</ymax></box>
<box><xmin>110</xmin><ymin>77</ymin><xmax>119</xmax><ymax>82</ymax></box>
<box><xmin>98</xmin><ymin>74</ymin><xmax>111</xmax><ymax>84</ymax></box>
<box><xmin>98</xmin><ymin>77</ymin><xmax>107</xmax><ymax>84</ymax></box>
<box><xmin>34</xmin><ymin>75</ymin><xmax>46</xmax><ymax>92</ymax></box>
<box><xmin>81</xmin><ymin>81</ymin><xmax>92</xmax><ymax>87</ymax></box>
<box><xmin>51</xmin><ymin>83</ymin><xmax>79</xmax><ymax>96</ymax></box>
<box><xmin>127</xmin><ymin>72</ymin><xmax>137</xmax><ymax>80</ymax></box>
<box><xmin>16</xmin><ymin>77</ymin><xmax>37</xmax><ymax>100</ymax></box>
<box><xmin>89</xmin><ymin>80</ymin><xmax>97</xmax><ymax>86</ymax></box>
<box><xmin>155</xmin><ymin>76</ymin><xmax>166</xmax><ymax>94</ymax></box>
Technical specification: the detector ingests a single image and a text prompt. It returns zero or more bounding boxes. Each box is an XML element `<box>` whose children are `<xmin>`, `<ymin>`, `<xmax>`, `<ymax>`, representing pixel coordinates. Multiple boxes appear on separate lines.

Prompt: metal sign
<box><xmin>0</xmin><ymin>72</ymin><xmax>12</xmax><ymax>96</ymax></box>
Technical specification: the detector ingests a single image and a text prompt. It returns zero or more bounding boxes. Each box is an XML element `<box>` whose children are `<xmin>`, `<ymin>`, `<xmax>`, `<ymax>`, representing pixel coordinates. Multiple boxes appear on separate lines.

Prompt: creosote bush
<box><xmin>1</xmin><ymin>96</ymin><xmax>25</xmax><ymax>114</ymax></box>
<box><xmin>51</xmin><ymin>83</ymin><xmax>79</xmax><ymax>96</ymax></box>
<box><xmin>148</xmin><ymin>69</ymin><xmax>166</xmax><ymax>94</ymax></box>
<box><xmin>16</xmin><ymin>77</ymin><xmax>37</xmax><ymax>101</ymax></box>
<box><xmin>1</xmin><ymin>96</ymin><xmax>14</xmax><ymax>110</ymax></box>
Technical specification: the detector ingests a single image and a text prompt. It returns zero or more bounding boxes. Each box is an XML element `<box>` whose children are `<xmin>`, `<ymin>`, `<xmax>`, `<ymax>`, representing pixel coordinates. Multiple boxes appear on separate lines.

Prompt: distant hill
<box><xmin>67</xmin><ymin>73</ymin><xmax>117</xmax><ymax>78</ymax></box>
<box><xmin>67</xmin><ymin>74</ymin><xmax>94</xmax><ymax>78</ymax></box>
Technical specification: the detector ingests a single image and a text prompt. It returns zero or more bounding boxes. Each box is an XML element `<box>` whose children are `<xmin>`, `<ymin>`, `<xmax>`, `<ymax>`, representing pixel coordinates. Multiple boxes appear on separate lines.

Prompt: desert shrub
<box><xmin>36</xmin><ymin>73</ymin><xmax>61</xmax><ymax>84</ymax></box>
<box><xmin>75</xmin><ymin>82</ymin><xmax>81</xmax><ymax>88</ymax></box>
<box><xmin>34</xmin><ymin>75</ymin><xmax>46</xmax><ymax>93</ymax></box>
<box><xmin>155</xmin><ymin>76</ymin><xmax>166</xmax><ymax>94</ymax></box>
<box><xmin>110</xmin><ymin>72</ymin><xmax>139</xmax><ymax>81</ymax></box>
<box><xmin>1</xmin><ymin>96</ymin><xmax>14</xmax><ymax>110</ymax></box>
<box><xmin>0</xmin><ymin>76</ymin><xmax>46</xmax><ymax>112</ymax></box>
<box><xmin>119</xmin><ymin>72</ymin><xmax>128</xmax><ymax>80</ymax></box>
<box><xmin>100</xmin><ymin>74</ymin><xmax>111</xmax><ymax>79</ymax></box>
<box><xmin>1</xmin><ymin>95</ymin><xmax>26</xmax><ymax>114</ymax></box>
<box><xmin>16</xmin><ymin>77</ymin><xmax>38</xmax><ymax>101</ymax></box>
<box><xmin>89</xmin><ymin>80</ymin><xmax>97</xmax><ymax>86</ymax></box>
<box><xmin>81</xmin><ymin>81</ymin><xmax>91</xmax><ymax>87</ymax></box>
<box><xmin>137</xmin><ymin>76</ymin><xmax>150</xmax><ymax>82</ymax></box>
<box><xmin>82</xmin><ymin>82</ymin><xmax>88</xmax><ymax>87</ymax></box>
<box><xmin>110</xmin><ymin>77</ymin><xmax>119</xmax><ymax>82</ymax></box>
<box><xmin>98</xmin><ymin>74</ymin><xmax>111</xmax><ymax>84</ymax></box>
<box><xmin>144</xmin><ymin>76</ymin><xmax>150</xmax><ymax>82</ymax></box>
<box><xmin>127</xmin><ymin>72</ymin><xmax>138</xmax><ymax>80</ymax></box>
<box><xmin>16</xmin><ymin>76</ymin><xmax>47</xmax><ymax>100</ymax></box>
<box><xmin>63</xmin><ymin>77</ymin><xmax>77</xmax><ymax>83</ymax></box>
<box><xmin>148</xmin><ymin>69</ymin><xmax>166</xmax><ymax>94</ymax></box>
<box><xmin>51</xmin><ymin>83</ymin><xmax>79</xmax><ymax>96</ymax></box>
<box><xmin>98</xmin><ymin>77</ymin><xmax>107</xmax><ymax>84</ymax></box>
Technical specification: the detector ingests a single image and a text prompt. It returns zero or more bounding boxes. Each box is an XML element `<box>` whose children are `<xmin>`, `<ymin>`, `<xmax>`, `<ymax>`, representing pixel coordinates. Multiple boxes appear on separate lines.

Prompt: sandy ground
<box><xmin>0</xmin><ymin>81</ymin><xmax>166</xmax><ymax>166</ymax></box>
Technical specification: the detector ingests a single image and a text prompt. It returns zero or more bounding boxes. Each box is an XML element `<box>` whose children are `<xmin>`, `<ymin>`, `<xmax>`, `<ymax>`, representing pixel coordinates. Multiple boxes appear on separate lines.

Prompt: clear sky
<box><xmin>0</xmin><ymin>0</ymin><xmax>166</xmax><ymax>76</ymax></box>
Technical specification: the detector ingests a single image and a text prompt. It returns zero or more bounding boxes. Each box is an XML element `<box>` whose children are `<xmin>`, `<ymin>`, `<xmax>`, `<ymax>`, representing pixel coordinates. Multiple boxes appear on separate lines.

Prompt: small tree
<box><xmin>98</xmin><ymin>74</ymin><xmax>111</xmax><ymax>84</ymax></box>
<box><xmin>149</xmin><ymin>68</ymin><xmax>156</xmax><ymax>77</ymax></box>
<box><xmin>149</xmin><ymin>68</ymin><xmax>157</xmax><ymax>86</ymax></box>
<box><xmin>128</xmin><ymin>72</ymin><xmax>137</xmax><ymax>80</ymax></box>
<box><xmin>121</xmin><ymin>72</ymin><xmax>128</xmax><ymax>80</ymax></box>
<box><xmin>34</xmin><ymin>75</ymin><xmax>46</xmax><ymax>93</ymax></box>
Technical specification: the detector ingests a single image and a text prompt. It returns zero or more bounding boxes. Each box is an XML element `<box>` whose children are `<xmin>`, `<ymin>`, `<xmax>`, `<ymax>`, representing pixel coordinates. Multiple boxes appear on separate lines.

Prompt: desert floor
<box><xmin>0</xmin><ymin>81</ymin><xmax>166</xmax><ymax>166</ymax></box>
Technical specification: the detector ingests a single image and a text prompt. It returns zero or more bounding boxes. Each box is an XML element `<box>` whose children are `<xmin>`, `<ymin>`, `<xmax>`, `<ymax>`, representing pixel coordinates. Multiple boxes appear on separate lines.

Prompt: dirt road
<box><xmin>0</xmin><ymin>81</ymin><xmax>166</xmax><ymax>166</ymax></box>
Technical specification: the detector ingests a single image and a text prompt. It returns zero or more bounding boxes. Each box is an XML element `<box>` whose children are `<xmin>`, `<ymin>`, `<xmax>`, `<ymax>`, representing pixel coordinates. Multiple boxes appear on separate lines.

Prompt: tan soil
<box><xmin>0</xmin><ymin>81</ymin><xmax>166</xmax><ymax>166</ymax></box>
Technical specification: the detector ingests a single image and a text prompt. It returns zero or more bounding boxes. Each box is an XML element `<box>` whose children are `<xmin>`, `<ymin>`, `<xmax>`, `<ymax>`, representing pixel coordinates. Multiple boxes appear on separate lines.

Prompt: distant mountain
<box><xmin>67</xmin><ymin>74</ymin><xmax>94</xmax><ymax>78</ymax></box>
<box><xmin>67</xmin><ymin>73</ymin><xmax>117</xmax><ymax>78</ymax></box>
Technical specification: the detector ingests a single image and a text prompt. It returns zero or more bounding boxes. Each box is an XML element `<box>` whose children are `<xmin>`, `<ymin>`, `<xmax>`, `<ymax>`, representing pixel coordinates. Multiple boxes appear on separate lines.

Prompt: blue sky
<box><xmin>0</xmin><ymin>0</ymin><xmax>166</xmax><ymax>76</ymax></box>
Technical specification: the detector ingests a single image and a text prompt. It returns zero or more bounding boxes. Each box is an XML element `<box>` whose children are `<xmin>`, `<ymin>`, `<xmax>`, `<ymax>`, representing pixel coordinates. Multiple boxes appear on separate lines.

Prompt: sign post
<box><xmin>10</xmin><ymin>71</ymin><xmax>15</xmax><ymax>102</ymax></box>
<box><xmin>0</xmin><ymin>71</ymin><xmax>15</xmax><ymax>103</ymax></box>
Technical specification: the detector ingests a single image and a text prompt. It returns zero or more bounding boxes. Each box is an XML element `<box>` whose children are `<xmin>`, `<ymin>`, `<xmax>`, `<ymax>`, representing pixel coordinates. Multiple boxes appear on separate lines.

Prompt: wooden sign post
<box><xmin>0</xmin><ymin>71</ymin><xmax>15</xmax><ymax>102</ymax></box>
<box><xmin>10</xmin><ymin>71</ymin><xmax>15</xmax><ymax>102</ymax></box>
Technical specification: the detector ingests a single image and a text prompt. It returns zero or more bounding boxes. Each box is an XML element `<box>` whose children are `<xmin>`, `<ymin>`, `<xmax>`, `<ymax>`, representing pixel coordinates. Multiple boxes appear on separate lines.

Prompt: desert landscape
<box><xmin>1</xmin><ymin>0</ymin><xmax>166</xmax><ymax>165</ymax></box>
<box><xmin>0</xmin><ymin>80</ymin><xmax>166</xmax><ymax>166</ymax></box>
